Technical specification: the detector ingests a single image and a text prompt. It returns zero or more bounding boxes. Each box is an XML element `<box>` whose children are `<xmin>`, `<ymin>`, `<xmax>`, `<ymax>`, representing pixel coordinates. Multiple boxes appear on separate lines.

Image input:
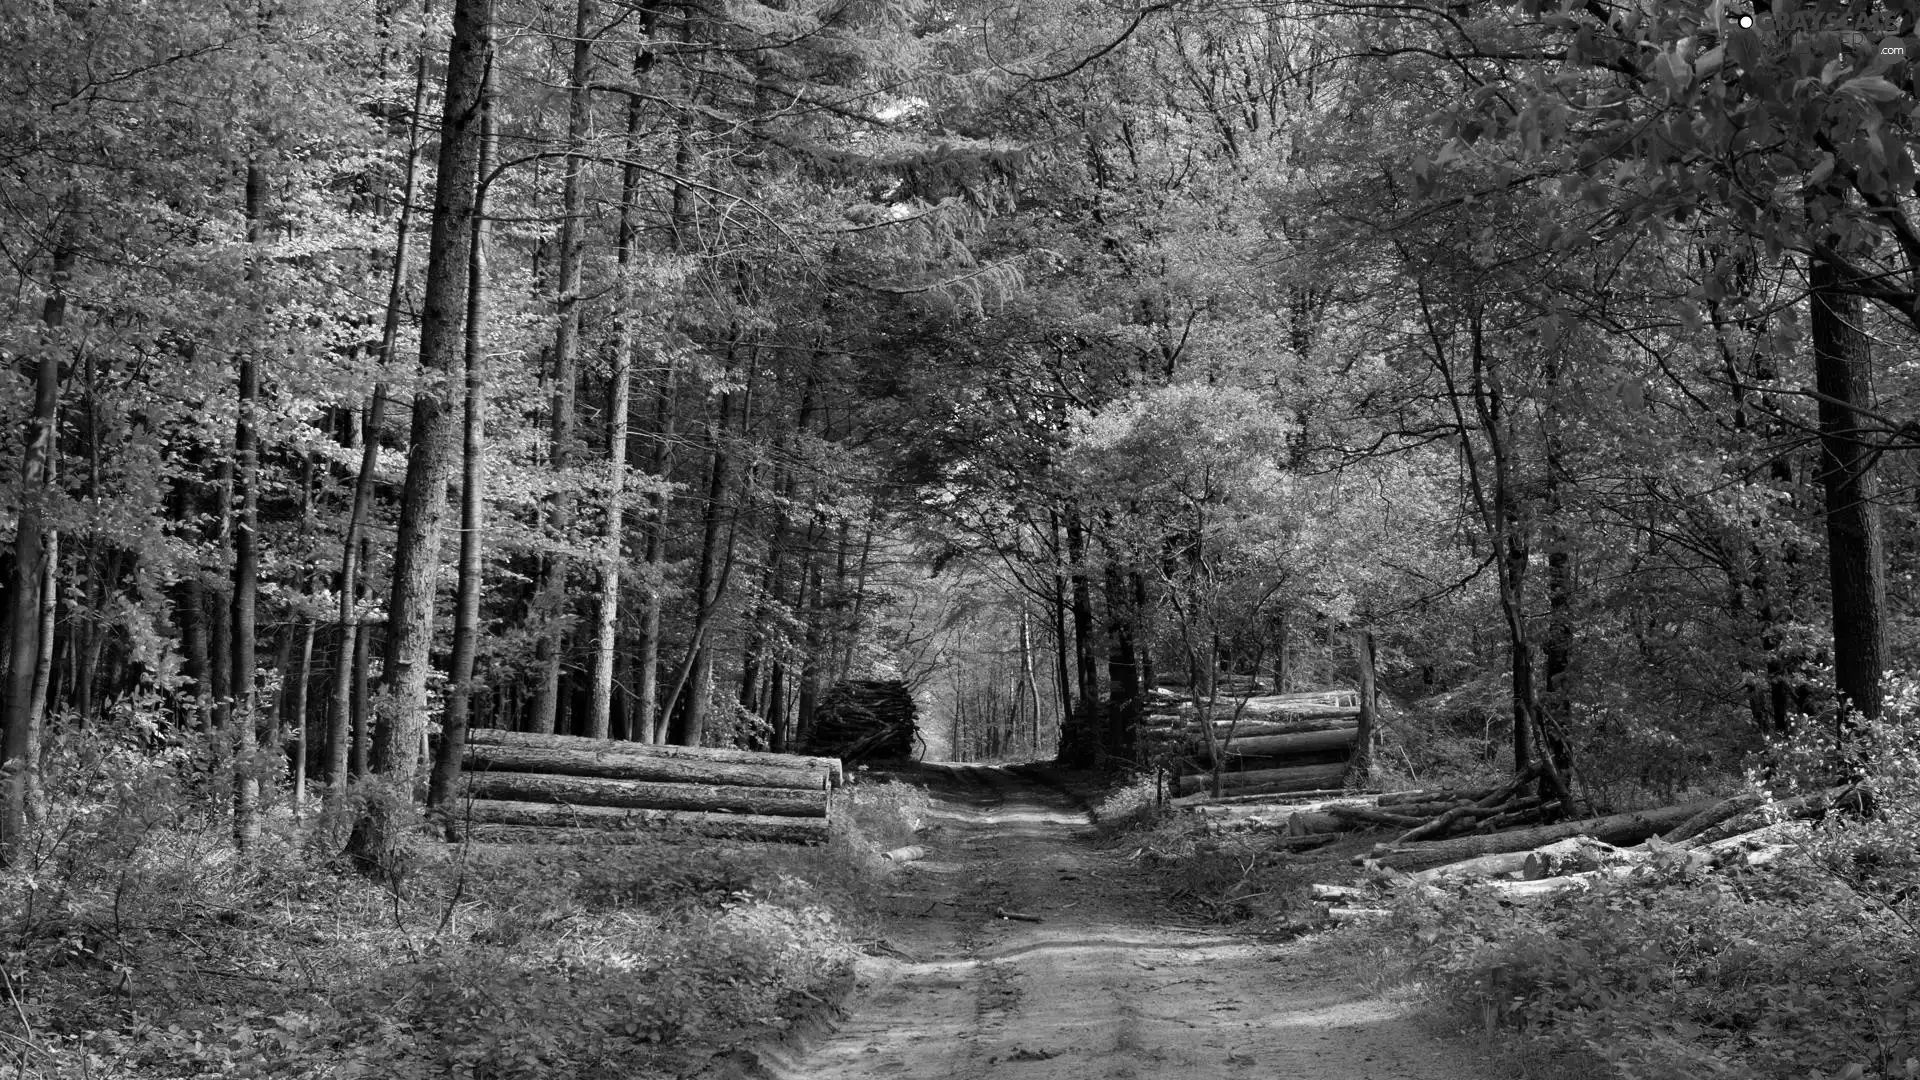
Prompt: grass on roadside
<box><xmin>0</xmin><ymin>731</ymin><xmax>931</xmax><ymax>1080</ymax></box>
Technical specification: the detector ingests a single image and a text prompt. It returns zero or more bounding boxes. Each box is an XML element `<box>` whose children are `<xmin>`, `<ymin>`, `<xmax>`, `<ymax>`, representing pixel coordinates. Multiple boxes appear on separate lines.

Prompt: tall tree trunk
<box><xmin>427</xmin><ymin>62</ymin><xmax>494</xmax><ymax>811</ymax></box>
<box><xmin>1810</xmin><ymin>259</ymin><xmax>1887</xmax><ymax>729</ymax></box>
<box><xmin>231</xmin><ymin>161</ymin><xmax>266</xmax><ymax>852</ymax></box>
<box><xmin>330</xmin><ymin>0</ymin><xmax>430</xmax><ymax>788</ymax></box>
<box><xmin>1048</xmin><ymin>513</ymin><xmax>1073</xmax><ymax>742</ymax></box>
<box><xmin>528</xmin><ymin>0</ymin><xmax>599</xmax><ymax>736</ymax></box>
<box><xmin>634</xmin><ymin>359</ymin><xmax>677</xmax><ymax>743</ymax></box>
<box><xmin>1345</xmin><ymin>629</ymin><xmax>1377</xmax><ymax>787</ymax></box>
<box><xmin>663</xmin><ymin>391</ymin><xmax>733</xmax><ymax>746</ymax></box>
<box><xmin>1060</xmin><ymin>511</ymin><xmax>1100</xmax><ymax>767</ymax></box>
<box><xmin>1102</xmin><ymin>558</ymin><xmax>1139</xmax><ymax>761</ymax></box>
<box><xmin>795</xmin><ymin>556</ymin><xmax>824</xmax><ymax>750</ymax></box>
<box><xmin>3</xmin><ymin>243</ymin><xmax>67</xmax><ymax>861</ymax></box>
<box><xmin>369</xmin><ymin>0</ymin><xmax>493</xmax><ymax>785</ymax></box>
<box><xmin>589</xmin><ymin>54</ymin><xmax>642</xmax><ymax>741</ymax></box>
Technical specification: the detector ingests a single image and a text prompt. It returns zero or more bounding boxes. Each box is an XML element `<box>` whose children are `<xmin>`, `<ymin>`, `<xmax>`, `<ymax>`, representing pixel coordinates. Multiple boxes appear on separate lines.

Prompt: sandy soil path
<box><xmin>746</xmin><ymin>763</ymin><xmax>1492</xmax><ymax>1080</ymax></box>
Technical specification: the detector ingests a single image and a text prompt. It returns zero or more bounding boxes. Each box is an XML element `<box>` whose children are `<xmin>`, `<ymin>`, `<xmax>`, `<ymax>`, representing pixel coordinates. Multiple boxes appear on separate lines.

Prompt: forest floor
<box><xmin>722</xmin><ymin>763</ymin><xmax>1492</xmax><ymax>1080</ymax></box>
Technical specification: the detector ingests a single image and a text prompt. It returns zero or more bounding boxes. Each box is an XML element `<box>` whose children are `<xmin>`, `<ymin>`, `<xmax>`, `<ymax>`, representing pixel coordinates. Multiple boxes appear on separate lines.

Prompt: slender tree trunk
<box><xmin>663</xmin><ymin>391</ymin><xmax>733</xmax><ymax>746</ymax></box>
<box><xmin>589</xmin><ymin>57</ymin><xmax>643</xmax><ymax>740</ymax></box>
<box><xmin>528</xmin><ymin>0</ymin><xmax>599</xmax><ymax>736</ymax></box>
<box><xmin>1061</xmin><ymin>511</ymin><xmax>1100</xmax><ymax>766</ymax></box>
<box><xmin>428</xmin><ymin>69</ymin><xmax>493</xmax><ymax>810</ymax></box>
<box><xmin>289</xmin><ymin>619</ymin><xmax>315</xmax><ymax>809</ymax></box>
<box><xmin>795</xmin><ymin>556</ymin><xmax>824</xmax><ymax>750</ymax></box>
<box><xmin>369</xmin><ymin>0</ymin><xmax>493</xmax><ymax>784</ymax></box>
<box><xmin>1345</xmin><ymin>629</ymin><xmax>1377</xmax><ymax>786</ymax></box>
<box><xmin>25</xmin><ymin>514</ymin><xmax>56</xmax><ymax>821</ymax></box>
<box><xmin>1048</xmin><ymin>514</ymin><xmax>1073</xmax><ymax>741</ymax></box>
<box><xmin>330</xmin><ymin>0</ymin><xmax>430</xmax><ymax>788</ymax></box>
<box><xmin>231</xmin><ymin>162</ymin><xmax>266</xmax><ymax>851</ymax></box>
<box><xmin>1102</xmin><ymin>559</ymin><xmax>1138</xmax><ymax>761</ymax></box>
<box><xmin>2</xmin><ymin>244</ymin><xmax>67</xmax><ymax>861</ymax></box>
<box><xmin>1810</xmin><ymin>258</ymin><xmax>1887</xmax><ymax>728</ymax></box>
<box><xmin>634</xmin><ymin>359</ymin><xmax>677</xmax><ymax>742</ymax></box>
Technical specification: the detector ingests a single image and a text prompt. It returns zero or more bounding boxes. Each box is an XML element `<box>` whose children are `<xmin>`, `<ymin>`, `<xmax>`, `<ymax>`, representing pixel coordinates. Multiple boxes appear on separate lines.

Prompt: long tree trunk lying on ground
<box><xmin>1147</xmin><ymin>704</ymin><xmax>1359</xmax><ymax>726</ymax></box>
<box><xmin>1198</xmin><ymin>727</ymin><xmax>1357</xmax><ymax>762</ymax></box>
<box><xmin>1367</xmin><ymin>797</ymin><xmax>1720</xmax><ymax>871</ymax></box>
<box><xmin>465</xmin><ymin>728</ymin><xmax>842</xmax><ymax>786</ymax></box>
<box><xmin>1172</xmin><ymin>762</ymin><xmax>1346</xmax><ymax>799</ymax></box>
<box><xmin>453</xmin><ymin>800</ymin><xmax>828</xmax><ymax>845</ymax></box>
<box><xmin>462</xmin><ymin>771</ymin><xmax>829</xmax><ymax>817</ymax></box>
<box><xmin>465</xmin><ymin>740</ymin><xmax>831</xmax><ymax>791</ymax></box>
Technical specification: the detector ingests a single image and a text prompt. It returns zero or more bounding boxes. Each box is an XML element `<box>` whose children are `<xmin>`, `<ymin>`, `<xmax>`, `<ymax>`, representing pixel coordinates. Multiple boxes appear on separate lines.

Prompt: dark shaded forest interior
<box><xmin>2</xmin><ymin>0</ymin><xmax>1920</xmax><ymax>1075</ymax></box>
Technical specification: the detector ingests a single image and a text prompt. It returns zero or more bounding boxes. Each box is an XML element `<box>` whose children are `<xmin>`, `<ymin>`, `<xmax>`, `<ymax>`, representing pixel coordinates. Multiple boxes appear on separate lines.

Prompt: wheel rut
<box><xmin>749</xmin><ymin>763</ymin><xmax>1492</xmax><ymax>1080</ymax></box>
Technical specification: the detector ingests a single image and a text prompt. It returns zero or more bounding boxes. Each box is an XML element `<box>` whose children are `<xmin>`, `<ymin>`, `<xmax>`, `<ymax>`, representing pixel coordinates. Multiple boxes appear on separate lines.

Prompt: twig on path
<box><xmin>992</xmin><ymin>907</ymin><xmax>1044</xmax><ymax>923</ymax></box>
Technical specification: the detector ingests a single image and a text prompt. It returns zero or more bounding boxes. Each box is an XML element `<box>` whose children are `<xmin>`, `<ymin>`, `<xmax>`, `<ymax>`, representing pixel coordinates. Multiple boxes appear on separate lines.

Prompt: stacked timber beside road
<box><xmin>450</xmin><ymin>729</ymin><xmax>842</xmax><ymax>845</ymax></box>
<box><xmin>1142</xmin><ymin>688</ymin><xmax>1365</xmax><ymax>801</ymax></box>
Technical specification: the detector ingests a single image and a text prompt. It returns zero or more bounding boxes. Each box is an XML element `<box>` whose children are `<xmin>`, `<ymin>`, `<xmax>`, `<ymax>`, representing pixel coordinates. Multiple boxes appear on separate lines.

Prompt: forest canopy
<box><xmin>1</xmin><ymin>0</ymin><xmax>1915</xmax><ymax>851</ymax></box>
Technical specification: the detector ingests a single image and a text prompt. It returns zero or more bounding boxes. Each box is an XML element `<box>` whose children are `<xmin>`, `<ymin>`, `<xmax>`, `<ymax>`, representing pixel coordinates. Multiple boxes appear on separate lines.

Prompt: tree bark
<box><xmin>1170</xmin><ymin>762</ymin><xmax>1347</xmax><ymax>799</ymax></box>
<box><xmin>2</xmin><ymin>242</ymin><xmax>68</xmax><ymax>861</ymax></box>
<box><xmin>1344</xmin><ymin>629</ymin><xmax>1376</xmax><ymax>787</ymax></box>
<box><xmin>1810</xmin><ymin>258</ymin><xmax>1887</xmax><ymax>726</ymax></box>
<box><xmin>663</xmin><ymin>391</ymin><xmax>734</xmax><ymax>746</ymax></box>
<box><xmin>452</xmin><ymin>802</ymin><xmax>829</xmax><ymax>844</ymax></box>
<box><xmin>369</xmin><ymin>0</ymin><xmax>493</xmax><ymax>785</ymax></box>
<box><xmin>462</xmin><ymin>771</ymin><xmax>829</xmax><ymax>817</ymax></box>
<box><xmin>427</xmin><ymin>65</ymin><xmax>493</xmax><ymax>811</ymax></box>
<box><xmin>1369</xmin><ymin>797</ymin><xmax>1720</xmax><ymax>871</ymax></box>
<box><xmin>230</xmin><ymin>161</ymin><xmax>266</xmax><ymax>851</ymax></box>
<box><xmin>528</xmin><ymin>0</ymin><xmax>599</xmax><ymax>736</ymax></box>
<box><xmin>464</xmin><ymin>739</ymin><xmax>833</xmax><ymax>791</ymax></box>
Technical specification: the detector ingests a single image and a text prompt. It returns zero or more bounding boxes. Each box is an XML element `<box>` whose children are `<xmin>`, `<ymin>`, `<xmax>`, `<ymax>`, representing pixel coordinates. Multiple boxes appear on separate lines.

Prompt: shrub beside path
<box><xmin>715</xmin><ymin>763</ymin><xmax>1492</xmax><ymax>1080</ymax></box>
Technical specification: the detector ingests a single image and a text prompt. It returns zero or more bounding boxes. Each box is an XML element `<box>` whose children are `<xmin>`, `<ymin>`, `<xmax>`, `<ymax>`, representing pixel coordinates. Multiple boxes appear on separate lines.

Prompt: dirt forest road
<box><xmin>744</xmin><ymin>764</ymin><xmax>1493</xmax><ymax>1080</ymax></box>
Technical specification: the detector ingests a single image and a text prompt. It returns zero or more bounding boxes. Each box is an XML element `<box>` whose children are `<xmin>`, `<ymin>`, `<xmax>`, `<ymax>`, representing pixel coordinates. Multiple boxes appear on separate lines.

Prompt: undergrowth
<box><xmin>1329</xmin><ymin>686</ymin><xmax>1920</xmax><ymax>1080</ymax></box>
<box><xmin>0</xmin><ymin>728</ymin><xmax>925</xmax><ymax>1080</ymax></box>
<box><xmin>1109</xmin><ymin>680</ymin><xmax>1920</xmax><ymax>1080</ymax></box>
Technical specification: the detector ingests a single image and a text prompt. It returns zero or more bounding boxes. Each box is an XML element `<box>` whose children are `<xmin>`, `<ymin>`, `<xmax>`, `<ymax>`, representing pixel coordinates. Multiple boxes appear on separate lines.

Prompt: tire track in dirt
<box><xmin>745</xmin><ymin>764</ymin><xmax>1491</xmax><ymax>1080</ymax></box>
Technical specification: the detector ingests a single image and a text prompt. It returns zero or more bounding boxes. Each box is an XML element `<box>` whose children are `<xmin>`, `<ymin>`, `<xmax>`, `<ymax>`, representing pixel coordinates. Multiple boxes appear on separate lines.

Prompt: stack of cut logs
<box><xmin>1143</xmin><ymin>687</ymin><xmax>1364</xmax><ymax>800</ymax></box>
<box><xmin>450</xmin><ymin>729</ymin><xmax>844</xmax><ymax>846</ymax></box>
<box><xmin>804</xmin><ymin>680</ymin><xmax>918</xmax><ymax>761</ymax></box>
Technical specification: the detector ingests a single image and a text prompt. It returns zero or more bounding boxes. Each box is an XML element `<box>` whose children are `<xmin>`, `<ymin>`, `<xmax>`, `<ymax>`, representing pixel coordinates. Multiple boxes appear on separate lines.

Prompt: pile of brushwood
<box><xmin>1181</xmin><ymin>771</ymin><xmax>1873</xmax><ymax>916</ymax></box>
<box><xmin>805</xmin><ymin>680</ymin><xmax>918</xmax><ymax>761</ymax></box>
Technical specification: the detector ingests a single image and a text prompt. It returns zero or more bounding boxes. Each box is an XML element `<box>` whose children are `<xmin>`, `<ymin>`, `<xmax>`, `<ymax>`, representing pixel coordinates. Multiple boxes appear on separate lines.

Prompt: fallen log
<box><xmin>1326</xmin><ymin>805</ymin><xmax>1428</xmax><ymax>831</ymax></box>
<box><xmin>1200</xmin><ymin>727</ymin><xmax>1358</xmax><ymax>761</ymax></box>
<box><xmin>466</xmin><ymin>728</ymin><xmax>843</xmax><ymax>787</ymax></box>
<box><xmin>1274</xmin><ymin>832</ymin><xmax>1341</xmax><ymax>851</ymax></box>
<box><xmin>1166</xmin><ymin>787</ymin><xmax>1360</xmax><ymax>809</ymax></box>
<box><xmin>1378</xmin><ymin>786</ymin><xmax>1496</xmax><ymax>807</ymax></box>
<box><xmin>1148</xmin><ymin>700</ymin><xmax>1361</xmax><ymax>724</ymax></box>
<box><xmin>1676</xmin><ymin>784</ymin><xmax>1870</xmax><ymax>849</ymax></box>
<box><xmin>1310</xmin><ymin>883</ymin><xmax>1369</xmax><ymax>902</ymax></box>
<box><xmin>1324</xmin><ymin>906</ymin><xmax>1389</xmax><ymax>922</ymax></box>
<box><xmin>1522</xmin><ymin>837</ymin><xmax>1633</xmax><ymax>881</ymax></box>
<box><xmin>463</xmin><ymin>772</ymin><xmax>831</xmax><ymax>818</ymax></box>
<box><xmin>1172</xmin><ymin>763</ymin><xmax>1347</xmax><ymax>799</ymax></box>
<box><xmin>465</xmin><ymin>740</ymin><xmax>830</xmax><ymax>791</ymax></box>
<box><xmin>450</xmin><ymin>801</ymin><xmax>831</xmax><ymax>844</ymax></box>
<box><xmin>1408</xmin><ymin>850</ymin><xmax>1533</xmax><ymax>884</ymax></box>
<box><xmin>1155</xmin><ymin>716</ymin><xmax>1360</xmax><ymax>740</ymax></box>
<box><xmin>1369</xmin><ymin>797</ymin><xmax>1719</xmax><ymax>872</ymax></box>
<box><xmin>1399</xmin><ymin>796</ymin><xmax>1545</xmax><ymax>844</ymax></box>
<box><xmin>1661</xmin><ymin>791</ymin><xmax>1765</xmax><ymax>844</ymax></box>
<box><xmin>1287</xmin><ymin>810</ymin><xmax>1339</xmax><ymax>836</ymax></box>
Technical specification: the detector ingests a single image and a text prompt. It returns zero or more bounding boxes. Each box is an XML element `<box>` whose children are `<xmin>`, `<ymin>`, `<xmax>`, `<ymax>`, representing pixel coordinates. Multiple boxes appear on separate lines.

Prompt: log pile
<box><xmin>1304</xmin><ymin>783</ymin><xmax>1869</xmax><ymax>919</ymax></box>
<box><xmin>804</xmin><ymin>680</ymin><xmax>918</xmax><ymax>762</ymax></box>
<box><xmin>450</xmin><ymin>729</ymin><xmax>842</xmax><ymax>846</ymax></box>
<box><xmin>1143</xmin><ymin>687</ymin><xmax>1365</xmax><ymax>800</ymax></box>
